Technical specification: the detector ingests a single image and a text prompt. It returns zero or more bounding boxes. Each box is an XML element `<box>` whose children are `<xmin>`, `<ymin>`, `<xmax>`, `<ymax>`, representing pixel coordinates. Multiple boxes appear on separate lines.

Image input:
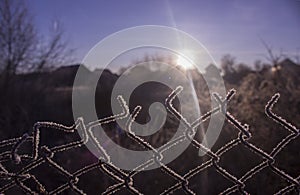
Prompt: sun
<box><xmin>176</xmin><ymin>55</ymin><xmax>194</xmax><ymax>70</ymax></box>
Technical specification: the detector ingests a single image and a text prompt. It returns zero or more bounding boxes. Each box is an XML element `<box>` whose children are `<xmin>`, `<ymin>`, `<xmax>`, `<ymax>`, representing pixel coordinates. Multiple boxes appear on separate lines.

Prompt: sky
<box><xmin>26</xmin><ymin>0</ymin><xmax>300</xmax><ymax>71</ymax></box>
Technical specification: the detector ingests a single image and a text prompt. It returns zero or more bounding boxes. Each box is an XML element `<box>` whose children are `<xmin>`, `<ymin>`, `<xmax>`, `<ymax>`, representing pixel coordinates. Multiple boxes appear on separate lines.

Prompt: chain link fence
<box><xmin>0</xmin><ymin>88</ymin><xmax>299</xmax><ymax>194</ymax></box>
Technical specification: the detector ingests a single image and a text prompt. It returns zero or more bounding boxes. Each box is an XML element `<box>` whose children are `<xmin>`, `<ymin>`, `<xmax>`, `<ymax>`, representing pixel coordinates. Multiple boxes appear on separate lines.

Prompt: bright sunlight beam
<box><xmin>176</xmin><ymin>55</ymin><xmax>194</xmax><ymax>70</ymax></box>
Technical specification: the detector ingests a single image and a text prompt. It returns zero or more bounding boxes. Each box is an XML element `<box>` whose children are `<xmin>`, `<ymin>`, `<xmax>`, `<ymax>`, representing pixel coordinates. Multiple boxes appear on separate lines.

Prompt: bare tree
<box><xmin>293</xmin><ymin>48</ymin><xmax>300</xmax><ymax>65</ymax></box>
<box><xmin>0</xmin><ymin>0</ymin><xmax>72</xmax><ymax>86</ymax></box>
<box><xmin>260</xmin><ymin>39</ymin><xmax>285</xmax><ymax>67</ymax></box>
<box><xmin>254</xmin><ymin>60</ymin><xmax>262</xmax><ymax>71</ymax></box>
<box><xmin>220</xmin><ymin>54</ymin><xmax>235</xmax><ymax>75</ymax></box>
<box><xmin>0</xmin><ymin>0</ymin><xmax>35</xmax><ymax>75</ymax></box>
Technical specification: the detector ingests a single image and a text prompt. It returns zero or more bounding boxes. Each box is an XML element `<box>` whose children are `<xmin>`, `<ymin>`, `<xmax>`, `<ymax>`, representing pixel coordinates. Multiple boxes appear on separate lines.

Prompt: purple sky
<box><xmin>26</xmin><ymin>0</ymin><xmax>300</xmax><ymax>70</ymax></box>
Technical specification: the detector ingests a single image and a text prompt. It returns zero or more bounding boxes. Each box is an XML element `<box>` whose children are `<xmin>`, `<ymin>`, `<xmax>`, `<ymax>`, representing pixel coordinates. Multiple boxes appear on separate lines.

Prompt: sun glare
<box><xmin>176</xmin><ymin>55</ymin><xmax>194</xmax><ymax>70</ymax></box>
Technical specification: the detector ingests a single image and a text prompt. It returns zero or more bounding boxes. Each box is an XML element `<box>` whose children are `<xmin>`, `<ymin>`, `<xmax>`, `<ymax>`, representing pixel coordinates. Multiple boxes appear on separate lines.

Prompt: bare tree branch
<box><xmin>0</xmin><ymin>0</ymin><xmax>73</xmax><ymax>79</ymax></box>
<box><xmin>260</xmin><ymin>38</ymin><xmax>285</xmax><ymax>67</ymax></box>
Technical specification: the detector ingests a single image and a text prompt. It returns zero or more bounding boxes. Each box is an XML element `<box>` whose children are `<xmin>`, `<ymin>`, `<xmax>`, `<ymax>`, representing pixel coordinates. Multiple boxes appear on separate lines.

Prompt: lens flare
<box><xmin>176</xmin><ymin>55</ymin><xmax>194</xmax><ymax>70</ymax></box>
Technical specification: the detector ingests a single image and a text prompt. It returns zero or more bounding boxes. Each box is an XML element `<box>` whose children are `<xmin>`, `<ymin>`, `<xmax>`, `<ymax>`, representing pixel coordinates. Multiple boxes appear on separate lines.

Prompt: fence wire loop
<box><xmin>0</xmin><ymin>87</ymin><xmax>299</xmax><ymax>195</ymax></box>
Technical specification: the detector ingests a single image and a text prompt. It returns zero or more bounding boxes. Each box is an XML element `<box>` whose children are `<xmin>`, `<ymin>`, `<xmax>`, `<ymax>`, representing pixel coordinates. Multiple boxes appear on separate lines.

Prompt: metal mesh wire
<box><xmin>0</xmin><ymin>87</ymin><xmax>299</xmax><ymax>194</ymax></box>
